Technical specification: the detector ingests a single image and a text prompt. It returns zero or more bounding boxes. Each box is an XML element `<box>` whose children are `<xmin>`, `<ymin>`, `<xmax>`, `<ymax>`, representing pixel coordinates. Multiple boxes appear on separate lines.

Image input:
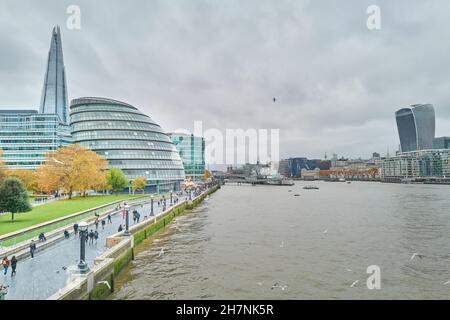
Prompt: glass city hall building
<box><xmin>169</xmin><ymin>133</ymin><xmax>206</xmax><ymax>181</ymax></box>
<box><xmin>70</xmin><ymin>97</ymin><xmax>185</xmax><ymax>192</ymax></box>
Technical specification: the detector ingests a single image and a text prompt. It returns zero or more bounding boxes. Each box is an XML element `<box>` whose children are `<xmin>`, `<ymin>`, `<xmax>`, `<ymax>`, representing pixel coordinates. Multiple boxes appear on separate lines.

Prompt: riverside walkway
<box><xmin>0</xmin><ymin>198</ymin><xmax>181</xmax><ymax>300</ymax></box>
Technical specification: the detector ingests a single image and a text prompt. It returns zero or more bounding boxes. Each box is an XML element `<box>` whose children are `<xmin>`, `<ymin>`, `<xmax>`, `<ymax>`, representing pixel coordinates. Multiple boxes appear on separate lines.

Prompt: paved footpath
<box><xmin>1</xmin><ymin>198</ymin><xmax>184</xmax><ymax>300</ymax></box>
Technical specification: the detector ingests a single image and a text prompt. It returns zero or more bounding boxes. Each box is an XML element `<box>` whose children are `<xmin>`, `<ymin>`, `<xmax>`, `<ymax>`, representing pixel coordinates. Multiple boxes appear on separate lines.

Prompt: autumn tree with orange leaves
<box><xmin>37</xmin><ymin>144</ymin><xmax>108</xmax><ymax>198</ymax></box>
<box><xmin>0</xmin><ymin>149</ymin><xmax>5</xmax><ymax>183</ymax></box>
<box><xmin>5</xmin><ymin>169</ymin><xmax>39</xmax><ymax>192</ymax></box>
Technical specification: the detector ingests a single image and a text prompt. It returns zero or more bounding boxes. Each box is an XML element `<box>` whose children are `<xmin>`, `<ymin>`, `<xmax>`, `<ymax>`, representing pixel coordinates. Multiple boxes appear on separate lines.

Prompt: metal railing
<box><xmin>0</xmin><ymin>196</ymin><xmax>148</xmax><ymax>249</ymax></box>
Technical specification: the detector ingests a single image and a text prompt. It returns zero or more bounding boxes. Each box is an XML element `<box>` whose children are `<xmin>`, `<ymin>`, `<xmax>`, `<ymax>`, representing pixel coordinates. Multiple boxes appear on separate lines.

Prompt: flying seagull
<box><xmin>271</xmin><ymin>282</ymin><xmax>288</xmax><ymax>291</ymax></box>
<box><xmin>323</xmin><ymin>229</ymin><xmax>328</xmax><ymax>234</ymax></box>
<box><xmin>51</xmin><ymin>157</ymin><xmax>64</xmax><ymax>164</ymax></box>
<box><xmin>158</xmin><ymin>248</ymin><xmax>165</xmax><ymax>257</ymax></box>
<box><xmin>410</xmin><ymin>253</ymin><xmax>424</xmax><ymax>261</ymax></box>
<box><xmin>350</xmin><ymin>280</ymin><xmax>359</xmax><ymax>288</ymax></box>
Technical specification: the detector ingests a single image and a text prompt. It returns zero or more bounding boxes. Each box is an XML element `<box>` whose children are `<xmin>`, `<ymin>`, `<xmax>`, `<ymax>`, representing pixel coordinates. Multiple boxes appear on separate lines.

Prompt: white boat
<box><xmin>265</xmin><ymin>174</ymin><xmax>295</xmax><ymax>186</ymax></box>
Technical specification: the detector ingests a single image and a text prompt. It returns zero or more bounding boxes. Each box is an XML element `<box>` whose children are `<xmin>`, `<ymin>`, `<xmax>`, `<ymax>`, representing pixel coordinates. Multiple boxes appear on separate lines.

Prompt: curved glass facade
<box><xmin>70</xmin><ymin>97</ymin><xmax>185</xmax><ymax>192</ymax></box>
<box><xmin>396</xmin><ymin>104</ymin><xmax>435</xmax><ymax>153</ymax></box>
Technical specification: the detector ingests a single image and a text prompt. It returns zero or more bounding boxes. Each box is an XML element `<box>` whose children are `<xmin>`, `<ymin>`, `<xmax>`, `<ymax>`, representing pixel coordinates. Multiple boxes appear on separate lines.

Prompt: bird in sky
<box><xmin>271</xmin><ymin>282</ymin><xmax>288</xmax><ymax>291</ymax></box>
<box><xmin>410</xmin><ymin>253</ymin><xmax>424</xmax><ymax>261</ymax></box>
<box><xmin>350</xmin><ymin>280</ymin><xmax>359</xmax><ymax>288</ymax></box>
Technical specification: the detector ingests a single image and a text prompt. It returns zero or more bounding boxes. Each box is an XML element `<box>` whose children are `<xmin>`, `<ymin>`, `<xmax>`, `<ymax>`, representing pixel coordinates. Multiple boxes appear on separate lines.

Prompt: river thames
<box><xmin>111</xmin><ymin>182</ymin><xmax>450</xmax><ymax>299</ymax></box>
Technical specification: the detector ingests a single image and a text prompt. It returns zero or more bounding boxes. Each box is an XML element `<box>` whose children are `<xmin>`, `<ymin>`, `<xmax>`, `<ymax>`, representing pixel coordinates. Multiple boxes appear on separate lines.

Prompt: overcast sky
<box><xmin>1</xmin><ymin>0</ymin><xmax>450</xmax><ymax>160</ymax></box>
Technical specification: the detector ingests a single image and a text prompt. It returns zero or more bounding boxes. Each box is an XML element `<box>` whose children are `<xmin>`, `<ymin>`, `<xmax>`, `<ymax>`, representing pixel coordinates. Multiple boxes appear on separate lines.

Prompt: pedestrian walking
<box><xmin>10</xmin><ymin>256</ymin><xmax>17</xmax><ymax>277</ymax></box>
<box><xmin>2</xmin><ymin>257</ymin><xmax>10</xmax><ymax>275</ymax></box>
<box><xmin>107</xmin><ymin>214</ymin><xmax>112</xmax><ymax>224</ymax></box>
<box><xmin>88</xmin><ymin>230</ymin><xmax>95</xmax><ymax>245</ymax></box>
<box><xmin>101</xmin><ymin>219</ymin><xmax>106</xmax><ymax>230</ymax></box>
<box><xmin>94</xmin><ymin>230</ymin><xmax>99</xmax><ymax>244</ymax></box>
<box><xmin>95</xmin><ymin>218</ymin><xmax>99</xmax><ymax>230</ymax></box>
<box><xmin>136</xmin><ymin>212</ymin><xmax>141</xmax><ymax>223</ymax></box>
<box><xmin>73</xmin><ymin>223</ymin><xmax>79</xmax><ymax>235</ymax></box>
<box><xmin>64</xmin><ymin>230</ymin><xmax>70</xmax><ymax>239</ymax></box>
<box><xmin>29</xmin><ymin>240</ymin><xmax>36</xmax><ymax>258</ymax></box>
<box><xmin>118</xmin><ymin>224</ymin><xmax>123</xmax><ymax>232</ymax></box>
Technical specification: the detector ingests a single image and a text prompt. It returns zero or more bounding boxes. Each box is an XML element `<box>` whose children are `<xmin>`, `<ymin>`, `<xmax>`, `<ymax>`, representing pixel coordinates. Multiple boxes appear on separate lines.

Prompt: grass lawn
<box><xmin>0</xmin><ymin>194</ymin><xmax>145</xmax><ymax>236</ymax></box>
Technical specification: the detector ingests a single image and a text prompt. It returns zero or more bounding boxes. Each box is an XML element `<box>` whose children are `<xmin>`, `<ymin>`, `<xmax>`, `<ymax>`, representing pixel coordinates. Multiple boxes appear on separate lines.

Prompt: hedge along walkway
<box><xmin>132</xmin><ymin>189</ymin><xmax>215</xmax><ymax>248</ymax></box>
<box><xmin>0</xmin><ymin>195</ymin><xmax>145</xmax><ymax>236</ymax></box>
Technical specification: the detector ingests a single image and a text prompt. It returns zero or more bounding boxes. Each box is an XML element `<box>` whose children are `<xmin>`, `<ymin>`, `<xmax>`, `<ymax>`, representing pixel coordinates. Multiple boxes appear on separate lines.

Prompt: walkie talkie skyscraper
<box><xmin>396</xmin><ymin>104</ymin><xmax>435</xmax><ymax>153</ymax></box>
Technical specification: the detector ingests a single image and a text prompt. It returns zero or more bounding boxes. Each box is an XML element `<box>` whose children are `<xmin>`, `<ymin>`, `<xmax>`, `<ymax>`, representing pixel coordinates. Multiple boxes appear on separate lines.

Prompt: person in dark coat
<box><xmin>10</xmin><ymin>256</ymin><xmax>17</xmax><ymax>277</ymax></box>
<box><xmin>94</xmin><ymin>230</ymin><xmax>99</xmax><ymax>244</ymax></box>
<box><xmin>88</xmin><ymin>230</ymin><xmax>95</xmax><ymax>245</ymax></box>
<box><xmin>29</xmin><ymin>241</ymin><xmax>37</xmax><ymax>258</ymax></box>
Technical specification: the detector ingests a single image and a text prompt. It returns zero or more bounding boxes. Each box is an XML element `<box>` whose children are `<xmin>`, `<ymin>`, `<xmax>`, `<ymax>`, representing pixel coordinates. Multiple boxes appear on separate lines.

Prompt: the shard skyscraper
<box><xmin>39</xmin><ymin>25</ymin><xmax>69</xmax><ymax>124</ymax></box>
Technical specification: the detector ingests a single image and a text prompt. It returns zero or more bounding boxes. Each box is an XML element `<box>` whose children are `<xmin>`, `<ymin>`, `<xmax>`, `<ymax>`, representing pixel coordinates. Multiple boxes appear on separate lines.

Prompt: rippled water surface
<box><xmin>111</xmin><ymin>182</ymin><xmax>450</xmax><ymax>299</ymax></box>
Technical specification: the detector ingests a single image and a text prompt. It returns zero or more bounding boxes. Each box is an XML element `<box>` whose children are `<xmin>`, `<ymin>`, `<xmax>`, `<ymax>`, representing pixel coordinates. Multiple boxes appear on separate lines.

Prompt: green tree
<box><xmin>0</xmin><ymin>177</ymin><xmax>32</xmax><ymax>221</ymax></box>
<box><xmin>106</xmin><ymin>168</ymin><xmax>129</xmax><ymax>194</ymax></box>
<box><xmin>132</xmin><ymin>177</ymin><xmax>147</xmax><ymax>194</ymax></box>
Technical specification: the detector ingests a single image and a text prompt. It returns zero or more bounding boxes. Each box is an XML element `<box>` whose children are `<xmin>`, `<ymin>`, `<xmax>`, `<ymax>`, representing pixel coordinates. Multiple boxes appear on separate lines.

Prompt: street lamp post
<box><xmin>163</xmin><ymin>196</ymin><xmax>166</xmax><ymax>211</ymax></box>
<box><xmin>78</xmin><ymin>221</ymin><xmax>89</xmax><ymax>273</ymax></box>
<box><xmin>150</xmin><ymin>195</ymin><xmax>154</xmax><ymax>216</ymax></box>
<box><xmin>124</xmin><ymin>204</ymin><xmax>131</xmax><ymax>236</ymax></box>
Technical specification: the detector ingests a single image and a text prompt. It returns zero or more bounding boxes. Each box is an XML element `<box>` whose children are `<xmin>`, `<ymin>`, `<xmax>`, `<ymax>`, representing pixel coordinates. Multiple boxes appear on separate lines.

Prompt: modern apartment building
<box><xmin>168</xmin><ymin>133</ymin><xmax>205</xmax><ymax>181</ymax></box>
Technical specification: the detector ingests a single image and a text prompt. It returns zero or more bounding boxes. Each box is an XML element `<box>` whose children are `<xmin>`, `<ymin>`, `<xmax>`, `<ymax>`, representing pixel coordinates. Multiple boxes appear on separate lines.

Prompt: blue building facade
<box><xmin>169</xmin><ymin>133</ymin><xmax>206</xmax><ymax>181</ymax></box>
<box><xmin>285</xmin><ymin>158</ymin><xmax>331</xmax><ymax>177</ymax></box>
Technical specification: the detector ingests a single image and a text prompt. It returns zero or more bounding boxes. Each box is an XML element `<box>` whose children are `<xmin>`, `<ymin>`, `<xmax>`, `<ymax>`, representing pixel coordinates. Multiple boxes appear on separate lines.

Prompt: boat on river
<box><xmin>265</xmin><ymin>174</ymin><xmax>294</xmax><ymax>186</ymax></box>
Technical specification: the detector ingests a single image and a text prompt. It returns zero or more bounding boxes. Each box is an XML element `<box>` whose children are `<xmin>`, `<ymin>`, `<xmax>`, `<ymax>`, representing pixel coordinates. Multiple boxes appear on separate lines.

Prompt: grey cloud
<box><xmin>1</xmin><ymin>0</ymin><xmax>450</xmax><ymax>160</ymax></box>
